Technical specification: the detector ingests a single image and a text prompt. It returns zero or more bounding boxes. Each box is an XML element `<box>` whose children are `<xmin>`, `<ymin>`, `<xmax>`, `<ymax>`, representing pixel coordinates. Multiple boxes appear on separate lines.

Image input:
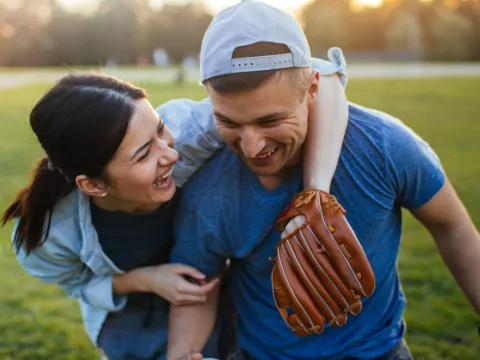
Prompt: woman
<box><xmin>2</xmin><ymin>53</ymin><xmax>348</xmax><ymax>359</ymax></box>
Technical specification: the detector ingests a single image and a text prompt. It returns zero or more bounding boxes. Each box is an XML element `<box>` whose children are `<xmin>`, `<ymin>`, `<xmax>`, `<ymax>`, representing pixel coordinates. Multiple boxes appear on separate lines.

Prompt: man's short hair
<box><xmin>204</xmin><ymin>42</ymin><xmax>312</xmax><ymax>98</ymax></box>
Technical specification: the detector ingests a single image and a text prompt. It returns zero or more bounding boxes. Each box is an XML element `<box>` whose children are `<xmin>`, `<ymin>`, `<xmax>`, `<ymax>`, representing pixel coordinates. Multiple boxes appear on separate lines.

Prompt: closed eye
<box><xmin>216</xmin><ymin>117</ymin><xmax>239</xmax><ymax>128</ymax></box>
<box><xmin>157</xmin><ymin>122</ymin><xmax>165</xmax><ymax>137</ymax></box>
<box><xmin>137</xmin><ymin>149</ymin><xmax>151</xmax><ymax>162</ymax></box>
<box><xmin>259</xmin><ymin>118</ymin><xmax>283</xmax><ymax>126</ymax></box>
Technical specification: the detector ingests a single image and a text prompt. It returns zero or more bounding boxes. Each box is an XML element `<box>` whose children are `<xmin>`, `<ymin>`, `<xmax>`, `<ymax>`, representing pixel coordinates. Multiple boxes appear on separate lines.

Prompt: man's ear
<box><xmin>307</xmin><ymin>70</ymin><xmax>320</xmax><ymax>106</ymax></box>
<box><xmin>75</xmin><ymin>175</ymin><xmax>107</xmax><ymax>198</ymax></box>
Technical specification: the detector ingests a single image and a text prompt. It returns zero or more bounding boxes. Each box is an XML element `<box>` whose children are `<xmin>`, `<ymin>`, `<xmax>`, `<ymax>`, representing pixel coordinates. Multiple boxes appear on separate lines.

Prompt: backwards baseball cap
<box><xmin>200</xmin><ymin>0</ymin><xmax>312</xmax><ymax>83</ymax></box>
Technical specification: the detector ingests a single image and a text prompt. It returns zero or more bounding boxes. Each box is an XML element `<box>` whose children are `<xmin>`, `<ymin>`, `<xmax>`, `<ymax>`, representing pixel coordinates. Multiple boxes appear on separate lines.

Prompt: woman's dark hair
<box><xmin>2</xmin><ymin>72</ymin><xmax>147</xmax><ymax>254</ymax></box>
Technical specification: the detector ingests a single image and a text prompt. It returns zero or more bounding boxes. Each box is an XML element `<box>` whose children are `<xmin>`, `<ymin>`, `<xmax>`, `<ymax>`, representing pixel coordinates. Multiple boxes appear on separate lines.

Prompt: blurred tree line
<box><xmin>303</xmin><ymin>0</ymin><xmax>480</xmax><ymax>61</ymax></box>
<box><xmin>0</xmin><ymin>0</ymin><xmax>479</xmax><ymax>66</ymax></box>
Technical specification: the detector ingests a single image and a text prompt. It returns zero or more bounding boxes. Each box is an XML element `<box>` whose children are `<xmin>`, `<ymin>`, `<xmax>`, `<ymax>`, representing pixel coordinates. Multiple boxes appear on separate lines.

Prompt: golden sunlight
<box><xmin>57</xmin><ymin>0</ymin><xmax>385</xmax><ymax>14</ymax></box>
<box><xmin>353</xmin><ymin>0</ymin><xmax>383</xmax><ymax>7</ymax></box>
<box><xmin>57</xmin><ymin>0</ymin><xmax>87</xmax><ymax>8</ymax></box>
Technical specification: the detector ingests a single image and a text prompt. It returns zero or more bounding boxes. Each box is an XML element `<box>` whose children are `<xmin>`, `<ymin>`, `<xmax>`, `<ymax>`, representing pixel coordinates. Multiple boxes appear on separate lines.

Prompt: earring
<box><xmin>101</xmin><ymin>191</ymin><xmax>108</xmax><ymax>197</ymax></box>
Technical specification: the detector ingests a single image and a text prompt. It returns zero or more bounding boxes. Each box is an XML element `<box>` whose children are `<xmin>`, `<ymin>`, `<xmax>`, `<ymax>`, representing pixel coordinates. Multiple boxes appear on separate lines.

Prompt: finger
<box><xmin>172</xmin><ymin>264</ymin><xmax>206</xmax><ymax>280</ymax></box>
<box><xmin>200</xmin><ymin>277</ymin><xmax>220</xmax><ymax>294</ymax></box>
<box><xmin>178</xmin><ymin>277</ymin><xmax>219</xmax><ymax>296</ymax></box>
<box><xmin>184</xmin><ymin>275</ymin><xmax>206</xmax><ymax>286</ymax></box>
<box><xmin>188</xmin><ymin>352</ymin><xmax>203</xmax><ymax>360</ymax></box>
<box><xmin>177</xmin><ymin>294</ymin><xmax>207</xmax><ymax>305</ymax></box>
<box><xmin>281</xmin><ymin>215</ymin><xmax>306</xmax><ymax>238</ymax></box>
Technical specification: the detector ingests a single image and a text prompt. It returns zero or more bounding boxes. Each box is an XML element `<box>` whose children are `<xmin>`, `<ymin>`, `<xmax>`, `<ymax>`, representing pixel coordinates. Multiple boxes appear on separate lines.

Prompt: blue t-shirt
<box><xmin>171</xmin><ymin>103</ymin><xmax>445</xmax><ymax>360</ymax></box>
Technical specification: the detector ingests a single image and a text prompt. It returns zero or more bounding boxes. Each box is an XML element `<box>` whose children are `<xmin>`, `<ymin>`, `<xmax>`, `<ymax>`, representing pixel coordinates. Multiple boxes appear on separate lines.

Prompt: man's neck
<box><xmin>258</xmin><ymin>175</ymin><xmax>286</xmax><ymax>191</ymax></box>
<box><xmin>257</xmin><ymin>151</ymin><xmax>302</xmax><ymax>191</ymax></box>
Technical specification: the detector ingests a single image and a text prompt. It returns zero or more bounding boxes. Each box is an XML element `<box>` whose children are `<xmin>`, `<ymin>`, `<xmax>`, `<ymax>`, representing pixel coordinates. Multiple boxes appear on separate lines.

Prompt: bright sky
<box><xmin>58</xmin><ymin>0</ymin><xmax>384</xmax><ymax>15</ymax></box>
<box><xmin>198</xmin><ymin>0</ymin><xmax>384</xmax><ymax>13</ymax></box>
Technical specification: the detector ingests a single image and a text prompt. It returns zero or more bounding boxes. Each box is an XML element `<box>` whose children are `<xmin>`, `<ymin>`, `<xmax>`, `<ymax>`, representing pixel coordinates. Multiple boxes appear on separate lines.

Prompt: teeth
<box><xmin>255</xmin><ymin>148</ymin><xmax>276</xmax><ymax>159</ymax></box>
<box><xmin>154</xmin><ymin>167</ymin><xmax>173</xmax><ymax>186</ymax></box>
<box><xmin>161</xmin><ymin>167</ymin><xmax>173</xmax><ymax>180</ymax></box>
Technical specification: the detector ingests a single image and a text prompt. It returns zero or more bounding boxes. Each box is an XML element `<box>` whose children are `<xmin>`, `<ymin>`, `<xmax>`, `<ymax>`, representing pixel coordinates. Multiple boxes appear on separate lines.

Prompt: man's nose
<box><xmin>239</xmin><ymin>128</ymin><xmax>266</xmax><ymax>158</ymax></box>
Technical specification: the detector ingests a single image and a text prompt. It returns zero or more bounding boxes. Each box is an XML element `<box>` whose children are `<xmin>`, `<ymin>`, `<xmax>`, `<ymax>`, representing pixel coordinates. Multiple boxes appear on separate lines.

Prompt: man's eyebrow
<box><xmin>213</xmin><ymin>112</ymin><xmax>233</xmax><ymax>122</ymax></box>
<box><xmin>130</xmin><ymin>140</ymin><xmax>152</xmax><ymax>161</ymax></box>
<box><xmin>256</xmin><ymin>112</ymin><xmax>289</xmax><ymax>122</ymax></box>
<box><xmin>214</xmin><ymin>111</ymin><xmax>289</xmax><ymax>124</ymax></box>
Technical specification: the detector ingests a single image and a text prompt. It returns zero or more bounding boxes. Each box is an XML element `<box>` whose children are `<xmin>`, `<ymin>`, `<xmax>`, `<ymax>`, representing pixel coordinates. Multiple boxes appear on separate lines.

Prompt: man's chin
<box><xmin>244</xmin><ymin>160</ymin><xmax>282</xmax><ymax>177</ymax></box>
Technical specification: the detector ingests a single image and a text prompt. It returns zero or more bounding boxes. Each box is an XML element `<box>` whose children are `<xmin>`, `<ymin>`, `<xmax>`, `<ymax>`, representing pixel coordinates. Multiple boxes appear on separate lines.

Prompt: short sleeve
<box><xmin>170</xmin><ymin>195</ymin><xmax>229</xmax><ymax>278</ymax></box>
<box><xmin>383</xmin><ymin>117</ymin><xmax>446</xmax><ymax>210</ymax></box>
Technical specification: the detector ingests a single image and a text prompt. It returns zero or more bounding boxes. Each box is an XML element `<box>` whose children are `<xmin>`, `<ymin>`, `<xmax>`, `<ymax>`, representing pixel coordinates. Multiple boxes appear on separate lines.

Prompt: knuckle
<box><xmin>173</xmin><ymin>297</ymin><xmax>184</xmax><ymax>306</ymax></box>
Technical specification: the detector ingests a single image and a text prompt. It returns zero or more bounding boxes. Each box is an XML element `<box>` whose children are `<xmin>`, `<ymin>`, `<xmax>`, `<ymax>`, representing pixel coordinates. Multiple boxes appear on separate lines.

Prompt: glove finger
<box><xmin>272</xmin><ymin>264</ymin><xmax>291</xmax><ymax>309</ymax></box>
<box><xmin>277</xmin><ymin>245</ymin><xmax>325</xmax><ymax>335</ymax></box>
<box><xmin>313</xmin><ymin>193</ymin><xmax>374</xmax><ymax>297</ymax></box>
<box><xmin>335</xmin><ymin>217</ymin><xmax>375</xmax><ymax>296</ymax></box>
<box><xmin>272</xmin><ymin>265</ymin><xmax>309</xmax><ymax>336</ymax></box>
<box><xmin>307</xmin><ymin>215</ymin><xmax>364</xmax><ymax>297</ymax></box>
<box><xmin>285</xmin><ymin>236</ymin><xmax>347</xmax><ymax>327</ymax></box>
<box><xmin>299</xmin><ymin>227</ymin><xmax>363</xmax><ymax>315</ymax></box>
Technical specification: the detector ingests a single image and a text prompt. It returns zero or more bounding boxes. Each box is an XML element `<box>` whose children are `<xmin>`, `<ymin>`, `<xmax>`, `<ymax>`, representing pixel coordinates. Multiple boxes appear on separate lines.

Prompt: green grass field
<box><xmin>1</xmin><ymin>77</ymin><xmax>479</xmax><ymax>359</ymax></box>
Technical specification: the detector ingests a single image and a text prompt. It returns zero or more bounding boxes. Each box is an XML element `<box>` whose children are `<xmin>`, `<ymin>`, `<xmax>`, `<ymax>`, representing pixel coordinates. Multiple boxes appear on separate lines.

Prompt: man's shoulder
<box><xmin>346</xmin><ymin>102</ymin><xmax>424</xmax><ymax>158</ymax></box>
<box><xmin>348</xmin><ymin>102</ymin><xmax>415</xmax><ymax>139</ymax></box>
<box><xmin>179</xmin><ymin>147</ymin><xmax>241</xmax><ymax>209</ymax></box>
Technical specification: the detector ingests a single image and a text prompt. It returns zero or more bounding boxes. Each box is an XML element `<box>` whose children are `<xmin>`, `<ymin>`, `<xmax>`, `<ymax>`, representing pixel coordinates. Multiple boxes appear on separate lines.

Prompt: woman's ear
<box><xmin>75</xmin><ymin>175</ymin><xmax>107</xmax><ymax>198</ymax></box>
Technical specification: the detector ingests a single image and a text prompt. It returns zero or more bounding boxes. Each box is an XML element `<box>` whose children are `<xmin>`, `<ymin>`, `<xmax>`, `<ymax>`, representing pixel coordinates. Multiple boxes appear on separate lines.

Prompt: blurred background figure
<box><xmin>153</xmin><ymin>48</ymin><xmax>170</xmax><ymax>67</ymax></box>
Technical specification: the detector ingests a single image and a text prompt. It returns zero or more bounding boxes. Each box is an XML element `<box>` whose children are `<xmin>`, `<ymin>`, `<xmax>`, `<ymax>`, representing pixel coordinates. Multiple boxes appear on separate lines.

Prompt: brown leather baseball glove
<box><xmin>271</xmin><ymin>189</ymin><xmax>375</xmax><ymax>336</ymax></box>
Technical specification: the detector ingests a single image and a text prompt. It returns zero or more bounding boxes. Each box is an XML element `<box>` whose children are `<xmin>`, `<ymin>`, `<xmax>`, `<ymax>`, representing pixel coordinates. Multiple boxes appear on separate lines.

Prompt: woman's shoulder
<box><xmin>13</xmin><ymin>189</ymin><xmax>90</xmax><ymax>264</ymax></box>
<box><xmin>31</xmin><ymin>189</ymin><xmax>88</xmax><ymax>252</ymax></box>
<box><xmin>49</xmin><ymin>188</ymin><xmax>86</xmax><ymax>227</ymax></box>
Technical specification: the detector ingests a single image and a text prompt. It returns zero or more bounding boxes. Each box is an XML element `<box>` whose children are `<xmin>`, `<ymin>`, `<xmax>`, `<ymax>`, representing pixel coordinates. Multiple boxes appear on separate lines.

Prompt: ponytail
<box><xmin>1</xmin><ymin>158</ymin><xmax>75</xmax><ymax>254</ymax></box>
<box><xmin>2</xmin><ymin>72</ymin><xmax>147</xmax><ymax>253</ymax></box>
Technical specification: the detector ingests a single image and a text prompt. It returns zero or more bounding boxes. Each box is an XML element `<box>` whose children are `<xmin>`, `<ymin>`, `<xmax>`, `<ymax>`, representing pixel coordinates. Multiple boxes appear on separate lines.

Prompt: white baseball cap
<box><xmin>200</xmin><ymin>0</ymin><xmax>312</xmax><ymax>83</ymax></box>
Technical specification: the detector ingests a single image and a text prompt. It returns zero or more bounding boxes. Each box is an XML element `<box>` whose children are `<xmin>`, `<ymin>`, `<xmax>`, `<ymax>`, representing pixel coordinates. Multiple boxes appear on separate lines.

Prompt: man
<box><xmin>167</xmin><ymin>1</ymin><xmax>480</xmax><ymax>359</ymax></box>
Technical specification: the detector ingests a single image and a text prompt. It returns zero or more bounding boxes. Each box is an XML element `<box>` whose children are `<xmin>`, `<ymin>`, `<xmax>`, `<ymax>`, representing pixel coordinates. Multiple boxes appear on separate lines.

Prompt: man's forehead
<box><xmin>212</xmin><ymin>97</ymin><xmax>298</xmax><ymax>125</ymax></box>
<box><xmin>211</xmin><ymin>74</ymin><xmax>299</xmax><ymax>105</ymax></box>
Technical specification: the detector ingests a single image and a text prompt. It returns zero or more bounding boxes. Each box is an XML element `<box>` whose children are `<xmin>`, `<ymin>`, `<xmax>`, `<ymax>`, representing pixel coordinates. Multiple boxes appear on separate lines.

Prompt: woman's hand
<box><xmin>113</xmin><ymin>263</ymin><xmax>219</xmax><ymax>306</ymax></box>
<box><xmin>141</xmin><ymin>264</ymin><xmax>219</xmax><ymax>305</ymax></box>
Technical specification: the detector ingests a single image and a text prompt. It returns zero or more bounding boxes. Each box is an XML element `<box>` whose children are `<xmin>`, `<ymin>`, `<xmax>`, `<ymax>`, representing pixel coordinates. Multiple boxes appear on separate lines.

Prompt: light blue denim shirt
<box><xmin>13</xmin><ymin>50</ymin><xmax>347</xmax><ymax>347</ymax></box>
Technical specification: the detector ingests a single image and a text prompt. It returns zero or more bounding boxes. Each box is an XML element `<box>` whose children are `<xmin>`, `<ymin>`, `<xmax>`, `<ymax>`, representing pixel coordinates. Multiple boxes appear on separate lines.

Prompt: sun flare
<box><xmin>353</xmin><ymin>0</ymin><xmax>383</xmax><ymax>7</ymax></box>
